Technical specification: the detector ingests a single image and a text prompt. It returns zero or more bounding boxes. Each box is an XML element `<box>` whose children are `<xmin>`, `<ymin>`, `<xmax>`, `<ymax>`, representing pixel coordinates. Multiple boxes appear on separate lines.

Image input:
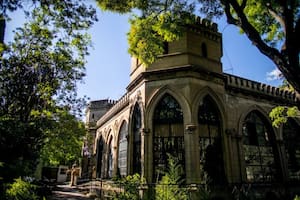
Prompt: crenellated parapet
<box><xmin>96</xmin><ymin>93</ymin><xmax>130</xmax><ymax>127</ymax></box>
<box><xmin>87</xmin><ymin>99</ymin><xmax>117</xmax><ymax>110</ymax></box>
<box><xmin>86</xmin><ymin>99</ymin><xmax>116</xmax><ymax>127</ymax></box>
<box><xmin>192</xmin><ymin>15</ymin><xmax>218</xmax><ymax>32</ymax></box>
<box><xmin>225</xmin><ymin>73</ymin><xmax>299</xmax><ymax>103</ymax></box>
<box><xmin>187</xmin><ymin>15</ymin><xmax>221</xmax><ymax>42</ymax></box>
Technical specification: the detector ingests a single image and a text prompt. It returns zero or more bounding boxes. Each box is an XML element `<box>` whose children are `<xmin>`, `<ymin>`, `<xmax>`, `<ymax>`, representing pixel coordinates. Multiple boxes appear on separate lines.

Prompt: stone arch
<box><xmin>149</xmin><ymin>91</ymin><xmax>187</xmax><ymax>181</ymax></box>
<box><xmin>145</xmin><ymin>86</ymin><xmax>191</xmax><ymax>182</ymax></box>
<box><xmin>240</xmin><ymin>109</ymin><xmax>282</xmax><ymax>182</ymax></box>
<box><xmin>128</xmin><ymin>101</ymin><xmax>144</xmax><ymax>175</ymax></box>
<box><xmin>193</xmin><ymin>91</ymin><xmax>226</xmax><ymax>185</ymax></box>
<box><xmin>147</xmin><ymin>86</ymin><xmax>191</xmax><ymax>124</ymax></box>
<box><xmin>238</xmin><ymin>105</ymin><xmax>276</xmax><ymax>138</ymax></box>
<box><xmin>191</xmin><ymin>87</ymin><xmax>225</xmax><ymax>126</ymax></box>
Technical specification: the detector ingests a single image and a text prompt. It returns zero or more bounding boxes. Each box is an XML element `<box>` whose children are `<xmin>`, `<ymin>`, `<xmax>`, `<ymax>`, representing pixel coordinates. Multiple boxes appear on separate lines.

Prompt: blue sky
<box><xmin>6</xmin><ymin>3</ymin><xmax>281</xmax><ymax>103</ymax></box>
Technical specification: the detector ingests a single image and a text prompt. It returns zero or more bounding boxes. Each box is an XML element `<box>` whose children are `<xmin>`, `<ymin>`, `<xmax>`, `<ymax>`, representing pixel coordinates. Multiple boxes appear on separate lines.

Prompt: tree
<box><xmin>39</xmin><ymin>111</ymin><xmax>86</xmax><ymax>166</ymax></box>
<box><xmin>96</xmin><ymin>0</ymin><xmax>300</xmax><ymax>94</ymax></box>
<box><xmin>0</xmin><ymin>1</ymin><xmax>97</xmax><ymax>182</ymax></box>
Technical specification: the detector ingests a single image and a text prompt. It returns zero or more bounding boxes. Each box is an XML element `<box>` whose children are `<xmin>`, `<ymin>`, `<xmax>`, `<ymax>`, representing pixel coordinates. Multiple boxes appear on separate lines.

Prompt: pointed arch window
<box><xmin>198</xmin><ymin>95</ymin><xmax>225</xmax><ymax>184</ymax></box>
<box><xmin>243</xmin><ymin>111</ymin><xmax>279</xmax><ymax>182</ymax></box>
<box><xmin>283</xmin><ymin>119</ymin><xmax>300</xmax><ymax>181</ymax></box>
<box><xmin>107</xmin><ymin>136</ymin><xmax>113</xmax><ymax>178</ymax></box>
<box><xmin>96</xmin><ymin>136</ymin><xmax>104</xmax><ymax>178</ymax></box>
<box><xmin>118</xmin><ymin>121</ymin><xmax>128</xmax><ymax>177</ymax></box>
<box><xmin>132</xmin><ymin>104</ymin><xmax>142</xmax><ymax>175</ymax></box>
<box><xmin>153</xmin><ymin>93</ymin><xmax>185</xmax><ymax>180</ymax></box>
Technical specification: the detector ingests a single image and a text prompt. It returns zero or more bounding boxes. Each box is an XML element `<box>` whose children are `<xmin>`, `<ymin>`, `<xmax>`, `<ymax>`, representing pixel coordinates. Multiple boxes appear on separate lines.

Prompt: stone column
<box><xmin>141</xmin><ymin>128</ymin><xmax>150</xmax><ymax>180</ymax></box>
<box><xmin>184</xmin><ymin>124</ymin><xmax>201</xmax><ymax>184</ymax></box>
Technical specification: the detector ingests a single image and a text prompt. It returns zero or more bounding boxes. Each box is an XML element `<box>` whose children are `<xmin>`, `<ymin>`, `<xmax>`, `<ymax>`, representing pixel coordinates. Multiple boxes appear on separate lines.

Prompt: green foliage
<box><xmin>269</xmin><ymin>106</ymin><xmax>299</xmax><ymax>128</ymax></box>
<box><xmin>39</xmin><ymin>111</ymin><xmax>86</xmax><ymax>166</ymax></box>
<box><xmin>97</xmin><ymin>0</ymin><xmax>195</xmax><ymax>65</ymax></box>
<box><xmin>5</xmin><ymin>178</ymin><xmax>39</xmax><ymax>200</ymax></box>
<box><xmin>96</xmin><ymin>0</ymin><xmax>300</xmax><ymax>94</ymax></box>
<box><xmin>113</xmin><ymin>173</ymin><xmax>145</xmax><ymax>200</ymax></box>
<box><xmin>295</xmin><ymin>195</ymin><xmax>300</xmax><ymax>200</ymax></box>
<box><xmin>155</xmin><ymin>154</ymin><xmax>187</xmax><ymax>200</ymax></box>
<box><xmin>0</xmin><ymin>0</ymin><xmax>97</xmax><ymax>182</ymax></box>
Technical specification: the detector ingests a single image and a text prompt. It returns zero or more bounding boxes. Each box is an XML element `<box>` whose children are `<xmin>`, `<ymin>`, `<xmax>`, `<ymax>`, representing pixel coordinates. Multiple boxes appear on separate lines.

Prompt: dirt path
<box><xmin>48</xmin><ymin>184</ymin><xmax>94</xmax><ymax>200</ymax></box>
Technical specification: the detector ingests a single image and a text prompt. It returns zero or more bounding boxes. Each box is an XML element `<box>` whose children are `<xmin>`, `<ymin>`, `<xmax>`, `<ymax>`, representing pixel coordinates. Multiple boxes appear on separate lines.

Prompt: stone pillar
<box><xmin>141</xmin><ymin>128</ymin><xmax>150</xmax><ymax>180</ymax></box>
<box><xmin>184</xmin><ymin>124</ymin><xmax>201</xmax><ymax>184</ymax></box>
<box><xmin>225</xmin><ymin>129</ymin><xmax>233</xmax><ymax>183</ymax></box>
<box><xmin>234</xmin><ymin>131</ymin><xmax>245</xmax><ymax>183</ymax></box>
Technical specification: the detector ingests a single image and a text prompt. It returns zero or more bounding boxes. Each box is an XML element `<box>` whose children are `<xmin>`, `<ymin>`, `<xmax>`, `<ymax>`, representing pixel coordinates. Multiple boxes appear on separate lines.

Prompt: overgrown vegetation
<box><xmin>155</xmin><ymin>154</ymin><xmax>188</xmax><ymax>200</ymax></box>
<box><xmin>113</xmin><ymin>174</ymin><xmax>145</xmax><ymax>200</ymax></box>
<box><xmin>4</xmin><ymin>177</ymin><xmax>50</xmax><ymax>200</ymax></box>
<box><xmin>0</xmin><ymin>1</ymin><xmax>97</xmax><ymax>194</ymax></box>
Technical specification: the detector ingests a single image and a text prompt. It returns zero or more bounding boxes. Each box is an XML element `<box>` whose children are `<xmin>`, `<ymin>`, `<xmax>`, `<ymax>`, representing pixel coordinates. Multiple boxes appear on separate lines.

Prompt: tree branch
<box><xmin>240</xmin><ymin>0</ymin><xmax>247</xmax><ymax>10</ymax></box>
<box><xmin>266</xmin><ymin>3</ymin><xmax>286</xmax><ymax>36</ymax></box>
<box><xmin>221</xmin><ymin>0</ymin><xmax>239</xmax><ymax>26</ymax></box>
<box><xmin>227</xmin><ymin>0</ymin><xmax>300</xmax><ymax>94</ymax></box>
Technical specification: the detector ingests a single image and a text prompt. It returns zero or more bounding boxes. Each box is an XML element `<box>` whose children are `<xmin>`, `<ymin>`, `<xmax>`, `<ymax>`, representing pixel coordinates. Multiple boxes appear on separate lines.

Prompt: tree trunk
<box><xmin>0</xmin><ymin>14</ymin><xmax>5</xmax><ymax>43</ymax></box>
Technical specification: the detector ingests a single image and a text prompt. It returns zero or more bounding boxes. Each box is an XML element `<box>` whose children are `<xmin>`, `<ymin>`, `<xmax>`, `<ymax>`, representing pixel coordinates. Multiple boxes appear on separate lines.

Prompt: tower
<box><xmin>130</xmin><ymin>16</ymin><xmax>223</xmax><ymax>82</ymax></box>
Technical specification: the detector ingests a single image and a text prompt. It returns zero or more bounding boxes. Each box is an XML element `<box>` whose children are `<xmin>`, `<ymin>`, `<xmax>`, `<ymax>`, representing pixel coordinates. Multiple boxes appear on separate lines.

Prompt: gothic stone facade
<box><xmin>85</xmin><ymin>17</ymin><xmax>300</xmax><ymax>198</ymax></box>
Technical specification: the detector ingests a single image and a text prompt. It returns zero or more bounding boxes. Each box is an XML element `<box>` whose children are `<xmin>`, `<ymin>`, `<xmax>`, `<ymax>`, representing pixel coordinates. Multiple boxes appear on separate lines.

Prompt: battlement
<box><xmin>96</xmin><ymin>93</ymin><xmax>130</xmax><ymax>127</ymax></box>
<box><xmin>87</xmin><ymin>99</ymin><xmax>116</xmax><ymax>110</ymax></box>
<box><xmin>225</xmin><ymin>74</ymin><xmax>298</xmax><ymax>103</ymax></box>
<box><xmin>190</xmin><ymin>15</ymin><xmax>218</xmax><ymax>32</ymax></box>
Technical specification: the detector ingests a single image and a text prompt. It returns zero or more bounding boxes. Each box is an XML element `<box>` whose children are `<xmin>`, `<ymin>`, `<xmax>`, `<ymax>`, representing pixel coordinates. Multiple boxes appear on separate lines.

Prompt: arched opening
<box><xmin>96</xmin><ymin>136</ymin><xmax>104</xmax><ymax>178</ymax></box>
<box><xmin>107</xmin><ymin>136</ymin><xmax>113</xmax><ymax>178</ymax></box>
<box><xmin>163</xmin><ymin>42</ymin><xmax>169</xmax><ymax>54</ymax></box>
<box><xmin>118</xmin><ymin>121</ymin><xmax>128</xmax><ymax>177</ymax></box>
<box><xmin>201</xmin><ymin>42</ymin><xmax>208</xmax><ymax>58</ymax></box>
<box><xmin>198</xmin><ymin>95</ymin><xmax>225</xmax><ymax>184</ymax></box>
<box><xmin>132</xmin><ymin>104</ymin><xmax>142</xmax><ymax>175</ymax></box>
<box><xmin>153</xmin><ymin>93</ymin><xmax>185</xmax><ymax>181</ymax></box>
<box><xmin>243</xmin><ymin>111</ymin><xmax>280</xmax><ymax>182</ymax></box>
<box><xmin>283</xmin><ymin>119</ymin><xmax>300</xmax><ymax>181</ymax></box>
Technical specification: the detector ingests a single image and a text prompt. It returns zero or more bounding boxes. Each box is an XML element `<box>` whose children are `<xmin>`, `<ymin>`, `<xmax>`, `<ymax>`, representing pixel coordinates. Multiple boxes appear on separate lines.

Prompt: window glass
<box><xmin>198</xmin><ymin>95</ymin><xmax>225</xmax><ymax>184</ymax></box>
<box><xmin>107</xmin><ymin>137</ymin><xmax>113</xmax><ymax>178</ymax></box>
<box><xmin>243</xmin><ymin>111</ymin><xmax>278</xmax><ymax>182</ymax></box>
<box><xmin>96</xmin><ymin>137</ymin><xmax>104</xmax><ymax>178</ymax></box>
<box><xmin>153</xmin><ymin>93</ymin><xmax>185</xmax><ymax>180</ymax></box>
<box><xmin>118</xmin><ymin>121</ymin><xmax>128</xmax><ymax>177</ymax></box>
<box><xmin>132</xmin><ymin>104</ymin><xmax>142</xmax><ymax>174</ymax></box>
<box><xmin>283</xmin><ymin>119</ymin><xmax>300</xmax><ymax>181</ymax></box>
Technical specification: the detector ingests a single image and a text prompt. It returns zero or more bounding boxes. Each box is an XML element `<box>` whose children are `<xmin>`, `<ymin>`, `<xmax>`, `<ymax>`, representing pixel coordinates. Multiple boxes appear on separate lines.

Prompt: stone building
<box><xmin>84</xmin><ymin>17</ymin><xmax>300</xmax><ymax>199</ymax></box>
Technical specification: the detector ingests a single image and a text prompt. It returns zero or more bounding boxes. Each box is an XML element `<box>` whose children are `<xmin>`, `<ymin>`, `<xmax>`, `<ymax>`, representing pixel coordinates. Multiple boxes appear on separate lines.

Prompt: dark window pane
<box><xmin>153</xmin><ymin>94</ymin><xmax>185</xmax><ymax>181</ymax></box>
<box><xmin>243</xmin><ymin>111</ymin><xmax>278</xmax><ymax>182</ymax></box>
<box><xmin>133</xmin><ymin>104</ymin><xmax>141</xmax><ymax>175</ymax></box>
<box><xmin>198</xmin><ymin>95</ymin><xmax>225</xmax><ymax>185</ymax></box>
<box><xmin>283</xmin><ymin>119</ymin><xmax>300</xmax><ymax>181</ymax></box>
<box><xmin>118</xmin><ymin>121</ymin><xmax>128</xmax><ymax>177</ymax></box>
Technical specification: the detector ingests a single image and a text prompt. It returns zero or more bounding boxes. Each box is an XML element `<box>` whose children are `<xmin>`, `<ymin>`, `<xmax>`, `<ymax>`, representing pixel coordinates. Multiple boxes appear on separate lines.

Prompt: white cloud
<box><xmin>266</xmin><ymin>68</ymin><xmax>282</xmax><ymax>81</ymax></box>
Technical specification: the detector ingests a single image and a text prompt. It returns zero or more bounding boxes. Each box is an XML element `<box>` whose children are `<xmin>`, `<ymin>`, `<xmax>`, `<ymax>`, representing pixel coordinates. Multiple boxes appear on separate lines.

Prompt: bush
<box><xmin>5</xmin><ymin>178</ymin><xmax>40</xmax><ymax>200</ymax></box>
<box><xmin>114</xmin><ymin>174</ymin><xmax>145</xmax><ymax>200</ymax></box>
<box><xmin>155</xmin><ymin>154</ymin><xmax>188</xmax><ymax>200</ymax></box>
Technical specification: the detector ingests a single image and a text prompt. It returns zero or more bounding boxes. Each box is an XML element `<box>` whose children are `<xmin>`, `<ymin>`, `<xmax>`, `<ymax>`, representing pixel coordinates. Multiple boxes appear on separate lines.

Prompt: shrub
<box><xmin>114</xmin><ymin>173</ymin><xmax>145</xmax><ymax>200</ymax></box>
<box><xmin>5</xmin><ymin>178</ymin><xmax>39</xmax><ymax>200</ymax></box>
<box><xmin>155</xmin><ymin>154</ymin><xmax>188</xmax><ymax>200</ymax></box>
